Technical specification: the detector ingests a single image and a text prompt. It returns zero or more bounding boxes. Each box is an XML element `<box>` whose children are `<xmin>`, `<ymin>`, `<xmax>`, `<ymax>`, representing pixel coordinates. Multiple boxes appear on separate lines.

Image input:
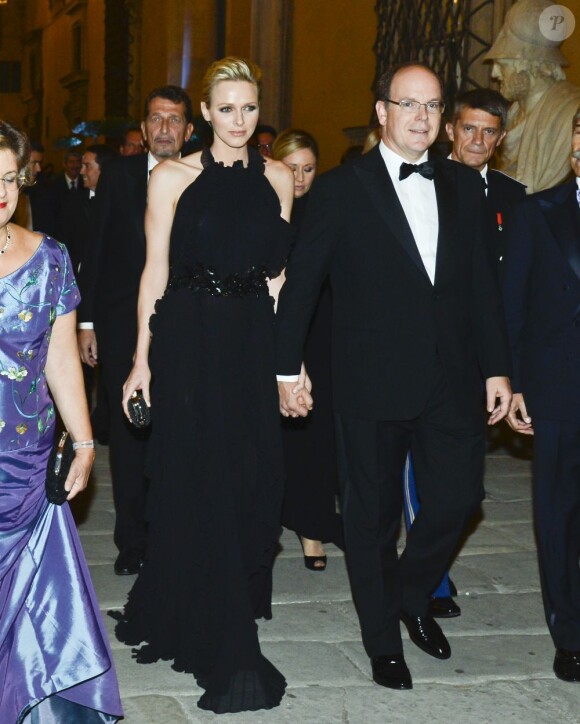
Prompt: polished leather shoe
<box><xmin>429</xmin><ymin>596</ymin><xmax>461</xmax><ymax>619</ymax></box>
<box><xmin>114</xmin><ymin>549</ymin><xmax>143</xmax><ymax>576</ymax></box>
<box><xmin>553</xmin><ymin>649</ymin><xmax>580</xmax><ymax>682</ymax></box>
<box><xmin>401</xmin><ymin>613</ymin><xmax>451</xmax><ymax>659</ymax></box>
<box><xmin>371</xmin><ymin>653</ymin><xmax>412</xmax><ymax>690</ymax></box>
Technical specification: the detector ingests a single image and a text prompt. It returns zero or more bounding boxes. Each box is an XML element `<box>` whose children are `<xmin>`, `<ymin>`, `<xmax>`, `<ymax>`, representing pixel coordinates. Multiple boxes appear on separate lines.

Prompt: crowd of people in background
<box><xmin>1</xmin><ymin>48</ymin><xmax>579</xmax><ymax>721</ymax></box>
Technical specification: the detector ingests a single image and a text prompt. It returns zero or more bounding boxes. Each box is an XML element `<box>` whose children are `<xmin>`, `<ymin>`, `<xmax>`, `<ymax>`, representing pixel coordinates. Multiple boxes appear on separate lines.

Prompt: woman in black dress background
<box><xmin>116</xmin><ymin>58</ymin><xmax>296</xmax><ymax>714</ymax></box>
<box><xmin>273</xmin><ymin>130</ymin><xmax>343</xmax><ymax>570</ymax></box>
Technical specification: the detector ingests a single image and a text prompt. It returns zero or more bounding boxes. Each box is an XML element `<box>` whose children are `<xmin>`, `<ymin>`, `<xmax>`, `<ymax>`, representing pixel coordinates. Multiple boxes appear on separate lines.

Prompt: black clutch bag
<box><xmin>127</xmin><ymin>391</ymin><xmax>151</xmax><ymax>428</ymax></box>
<box><xmin>46</xmin><ymin>431</ymin><xmax>74</xmax><ymax>505</ymax></box>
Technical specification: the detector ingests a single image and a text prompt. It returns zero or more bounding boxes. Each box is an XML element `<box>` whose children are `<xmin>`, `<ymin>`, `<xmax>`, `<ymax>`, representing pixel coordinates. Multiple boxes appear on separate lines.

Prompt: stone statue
<box><xmin>485</xmin><ymin>0</ymin><xmax>580</xmax><ymax>193</ymax></box>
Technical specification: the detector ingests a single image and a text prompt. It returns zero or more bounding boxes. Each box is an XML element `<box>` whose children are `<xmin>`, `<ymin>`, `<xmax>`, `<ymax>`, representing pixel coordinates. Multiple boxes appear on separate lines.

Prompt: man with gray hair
<box><xmin>503</xmin><ymin>107</ymin><xmax>580</xmax><ymax>683</ymax></box>
<box><xmin>486</xmin><ymin>0</ymin><xmax>580</xmax><ymax>193</ymax></box>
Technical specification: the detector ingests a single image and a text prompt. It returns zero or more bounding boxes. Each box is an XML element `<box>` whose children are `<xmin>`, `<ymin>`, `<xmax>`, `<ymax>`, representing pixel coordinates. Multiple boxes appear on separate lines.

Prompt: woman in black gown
<box><xmin>273</xmin><ymin>130</ymin><xmax>343</xmax><ymax>569</ymax></box>
<box><xmin>114</xmin><ymin>57</ymin><xmax>297</xmax><ymax>714</ymax></box>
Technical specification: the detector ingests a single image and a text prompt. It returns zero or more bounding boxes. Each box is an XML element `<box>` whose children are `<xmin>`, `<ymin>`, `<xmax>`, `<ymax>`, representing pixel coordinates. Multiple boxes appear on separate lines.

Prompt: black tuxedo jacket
<box><xmin>485</xmin><ymin>170</ymin><xmax>526</xmax><ymax>271</ymax></box>
<box><xmin>77</xmin><ymin>154</ymin><xmax>148</xmax><ymax>357</ymax></box>
<box><xmin>503</xmin><ymin>181</ymin><xmax>580</xmax><ymax>422</ymax></box>
<box><xmin>276</xmin><ymin>145</ymin><xmax>512</xmax><ymax>421</ymax></box>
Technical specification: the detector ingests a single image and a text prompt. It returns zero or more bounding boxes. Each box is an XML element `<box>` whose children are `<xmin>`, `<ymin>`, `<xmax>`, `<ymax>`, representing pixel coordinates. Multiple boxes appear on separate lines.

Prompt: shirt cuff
<box><xmin>77</xmin><ymin>322</ymin><xmax>94</xmax><ymax>330</ymax></box>
<box><xmin>277</xmin><ymin>374</ymin><xmax>300</xmax><ymax>382</ymax></box>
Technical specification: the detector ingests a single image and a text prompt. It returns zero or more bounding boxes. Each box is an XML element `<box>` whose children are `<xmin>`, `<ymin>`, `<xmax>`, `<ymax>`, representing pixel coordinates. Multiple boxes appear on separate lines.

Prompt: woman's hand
<box><xmin>122</xmin><ymin>361</ymin><xmax>151</xmax><ymax>420</ymax></box>
<box><xmin>295</xmin><ymin>362</ymin><xmax>313</xmax><ymax>394</ymax></box>
<box><xmin>65</xmin><ymin>447</ymin><xmax>95</xmax><ymax>501</ymax></box>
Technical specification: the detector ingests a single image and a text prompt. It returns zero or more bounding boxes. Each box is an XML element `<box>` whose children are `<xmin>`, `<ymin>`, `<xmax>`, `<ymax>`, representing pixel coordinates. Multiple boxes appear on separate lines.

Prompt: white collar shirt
<box><xmin>380</xmin><ymin>141</ymin><xmax>439</xmax><ymax>284</ymax></box>
<box><xmin>147</xmin><ymin>152</ymin><xmax>159</xmax><ymax>178</ymax></box>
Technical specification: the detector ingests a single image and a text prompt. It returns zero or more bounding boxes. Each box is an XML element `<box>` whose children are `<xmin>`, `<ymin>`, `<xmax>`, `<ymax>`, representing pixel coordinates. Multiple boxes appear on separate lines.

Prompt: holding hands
<box><xmin>279</xmin><ymin>363</ymin><xmax>313</xmax><ymax>418</ymax></box>
<box><xmin>506</xmin><ymin>392</ymin><xmax>534</xmax><ymax>435</ymax></box>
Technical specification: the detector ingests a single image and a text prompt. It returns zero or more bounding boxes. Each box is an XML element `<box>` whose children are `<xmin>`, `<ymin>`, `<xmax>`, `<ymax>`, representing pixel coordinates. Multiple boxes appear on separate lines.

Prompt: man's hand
<box><xmin>78</xmin><ymin>329</ymin><xmax>98</xmax><ymax>367</ymax></box>
<box><xmin>486</xmin><ymin>375</ymin><xmax>512</xmax><ymax>425</ymax></box>
<box><xmin>278</xmin><ymin>380</ymin><xmax>313</xmax><ymax>418</ymax></box>
<box><xmin>506</xmin><ymin>392</ymin><xmax>534</xmax><ymax>435</ymax></box>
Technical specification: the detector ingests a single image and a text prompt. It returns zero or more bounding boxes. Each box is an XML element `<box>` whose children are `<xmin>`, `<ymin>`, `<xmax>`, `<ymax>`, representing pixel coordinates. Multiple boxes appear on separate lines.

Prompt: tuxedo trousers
<box><xmin>532</xmin><ymin>419</ymin><xmax>580</xmax><ymax>650</ymax></box>
<box><xmin>336</xmin><ymin>357</ymin><xmax>485</xmax><ymax>657</ymax></box>
<box><xmin>98</xmin><ymin>314</ymin><xmax>149</xmax><ymax>555</ymax></box>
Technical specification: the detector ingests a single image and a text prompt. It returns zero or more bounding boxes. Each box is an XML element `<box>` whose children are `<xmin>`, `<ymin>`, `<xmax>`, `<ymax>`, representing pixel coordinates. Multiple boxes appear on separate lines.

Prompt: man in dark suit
<box><xmin>401</xmin><ymin>89</ymin><xmax>528</xmax><ymax>622</ymax></box>
<box><xmin>60</xmin><ymin>144</ymin><xmax>118</xmax><ymax>273</ymax></box>
<box><xmin>52</xmin><ymin>149</ymin><xmax>85</xmax><ymax>247</ymax></box>
<box><xmin>276</xmin><ymin>63</ymin><xmax>512</xmax><ymax>690</ymax></box>
<box><xmin>77</xmin><ymin>86</ymin><xmax>193</xmax><ymax>575</ymax></box>
<box><xmin>445</xmin><ymin>88</ymin><xmax>527</xmax><ymax>270</ymax></box>
<box><xmin>503</xmin><ymin>108</ymin><xmax>580</xmax><ymax>683</ymax></box>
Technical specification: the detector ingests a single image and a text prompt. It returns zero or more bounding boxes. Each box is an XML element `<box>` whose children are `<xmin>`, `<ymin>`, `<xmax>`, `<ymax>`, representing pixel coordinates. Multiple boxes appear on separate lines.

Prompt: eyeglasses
<box><xmin>386</xmin><ymin>98</ymin><xmax>446</xmax><ymax>115</ymax></box>
<box><xmin>257</xmin><ymin>143</ymin><xmax>272</xmax><ymax>152</ymax></box>
<box><xmin>0</xmin><ymin>174</ymin><xmax>26</xmax><ymax>193</ymax></box>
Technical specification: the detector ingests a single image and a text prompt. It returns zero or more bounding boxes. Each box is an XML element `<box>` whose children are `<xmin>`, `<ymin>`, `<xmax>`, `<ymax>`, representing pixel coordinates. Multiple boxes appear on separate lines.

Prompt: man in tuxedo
<box><xmin>276</xmin><ymin>63</ymin><xmax>512</xmax><ymax>689</ymax></box>
<box><xmin>77</xmin><ymin>86</ymin><xmax>194</xmax><ymax>575</ymax></box>
<box><xmin>445</xmin><ymin>88</ymin><xmax>527</xmax><ymax>271</ymax></box>
<box><xmin>503</xmin><ymin>108</ymin><xmax>580</xmax><ymax>683</ymax></box>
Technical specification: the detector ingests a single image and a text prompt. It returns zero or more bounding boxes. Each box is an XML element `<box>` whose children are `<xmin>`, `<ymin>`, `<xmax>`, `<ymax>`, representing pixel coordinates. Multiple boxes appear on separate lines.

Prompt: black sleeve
<box><xmin>276</xmin><ymin>176</ymin><xmax>340</xmax><ymax>375</ymax></box>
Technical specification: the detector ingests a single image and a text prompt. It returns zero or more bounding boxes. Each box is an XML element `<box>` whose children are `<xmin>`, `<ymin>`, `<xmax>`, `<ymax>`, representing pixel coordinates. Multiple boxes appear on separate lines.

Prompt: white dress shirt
<box><xmin>147</xmin><ymin>152</ymin><xmax>159</xmax><ymax>175</ymax></box>
<box><xmin>380</xmin><ymin>142</ymin><xmax>438</xmax><ymax>284</ymax></box>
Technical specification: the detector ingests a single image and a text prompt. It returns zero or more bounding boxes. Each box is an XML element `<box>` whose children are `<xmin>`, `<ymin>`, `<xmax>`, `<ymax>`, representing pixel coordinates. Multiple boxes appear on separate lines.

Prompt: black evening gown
<box><xmin>114</xmin><ymin>148</ymin><xmax>293</xmax><ymax>713</ymax></box>
<box><xmin>281</xmin><ymin>194</ymin><xmax>343</xmax><ymax>547</ymax></box>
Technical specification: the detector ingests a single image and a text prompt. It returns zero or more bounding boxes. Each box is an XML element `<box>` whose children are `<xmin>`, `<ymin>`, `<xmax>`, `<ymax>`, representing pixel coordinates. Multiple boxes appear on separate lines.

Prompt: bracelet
<box><xmin>72</xmin><ymin>440</ymin><xmax>95</xmax><ymax>450</ymax></box>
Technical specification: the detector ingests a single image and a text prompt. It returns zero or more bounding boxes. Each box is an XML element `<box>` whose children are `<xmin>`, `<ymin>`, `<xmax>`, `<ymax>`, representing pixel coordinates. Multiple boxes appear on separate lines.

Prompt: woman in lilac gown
<box><xmin>0</xmin><ymin>122</ymin><xmax>122</xmax><ymax>723</ymax></box>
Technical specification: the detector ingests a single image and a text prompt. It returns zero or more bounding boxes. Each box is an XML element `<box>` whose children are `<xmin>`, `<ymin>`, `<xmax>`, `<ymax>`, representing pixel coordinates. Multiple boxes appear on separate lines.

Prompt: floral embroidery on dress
<box><xmin>0</xmin><ymin>237</ymin><xmax>79</xmax><ymax>451</ymax></box>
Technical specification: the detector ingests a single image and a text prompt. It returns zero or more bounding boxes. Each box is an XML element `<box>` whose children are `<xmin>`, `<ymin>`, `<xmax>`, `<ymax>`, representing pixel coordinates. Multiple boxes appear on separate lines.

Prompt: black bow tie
<box><xmin>399</xmin><ymin>161</ymin><xmax>435</xmax><ymax>181</ymax></box>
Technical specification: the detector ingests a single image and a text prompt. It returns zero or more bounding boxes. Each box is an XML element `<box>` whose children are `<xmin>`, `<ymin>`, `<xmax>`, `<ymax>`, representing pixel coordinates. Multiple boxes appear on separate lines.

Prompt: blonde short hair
<box><xmin>272</xmin><ymin>129</ymin><xmax>319</xmax><ymax>162</ymax></box>
<box><xmin>201</xmin><ymin>57</ymin><xmax>262</xmax><ymax>106</ymax></box>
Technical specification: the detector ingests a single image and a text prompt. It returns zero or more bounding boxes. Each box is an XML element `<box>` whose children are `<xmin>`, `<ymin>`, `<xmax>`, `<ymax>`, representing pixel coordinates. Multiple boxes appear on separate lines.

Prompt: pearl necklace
<box><xmin>0</xmin><ymin>224</ymin><xmax>12</xmax><ymax>255</ymax></box>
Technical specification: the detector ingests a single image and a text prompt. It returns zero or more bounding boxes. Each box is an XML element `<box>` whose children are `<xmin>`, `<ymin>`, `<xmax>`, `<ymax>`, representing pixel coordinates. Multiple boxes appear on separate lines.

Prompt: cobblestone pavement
<box><xmin>72</xmin><ymin>446</ymin><xmax>580</xmax><ymax>723</ymax></box>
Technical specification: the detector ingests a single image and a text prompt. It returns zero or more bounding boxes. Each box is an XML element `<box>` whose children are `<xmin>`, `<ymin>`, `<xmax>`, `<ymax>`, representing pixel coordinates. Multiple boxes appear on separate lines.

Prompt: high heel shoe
<box><xmin>297</xmin><ymin>534</ymin><xmax>327</xmax><ymax>571</ymax></box>
<box><xmin>304</xmin><ymin>554</ymin><xmax>327</xmax><ymax>571</ymax></box>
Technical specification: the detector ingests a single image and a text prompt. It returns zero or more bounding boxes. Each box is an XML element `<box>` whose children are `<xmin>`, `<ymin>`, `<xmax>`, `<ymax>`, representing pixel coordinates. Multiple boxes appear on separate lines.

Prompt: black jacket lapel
<box><xmin>354</xmin><ymin>146</ymin><xmax>431</xmax><ymax>283</ymax></box>
<box><xmin>433</xmin><ymin>160</ymin><xmax>458</xmax><ymax>284</ymax></box>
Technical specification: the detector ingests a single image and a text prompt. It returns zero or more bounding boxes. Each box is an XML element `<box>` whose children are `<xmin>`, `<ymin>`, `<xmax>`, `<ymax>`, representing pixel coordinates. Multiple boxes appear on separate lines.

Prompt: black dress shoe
<box><xmin>553</xmin><ymin>649</ymin><xmax>580</xmax><ymax>682</ymax></box>
<box><xmin>371</xmin><ymin>653</ymin><xmax>412</xmax><ymax>690</ymax></box>
<box><xmin>401</xmin><ymin>613</ymin><xmax>451</xmax><ymax>659</ymax></box>
<box><xmin>429</xmin><ymin>596</ymin><xmax>461</xmax><ymax>619</ymax></box>
<box><xmin>114</xmin><ymin>549</ymin><xmax>143</xmax><ymax>576</ymax></box>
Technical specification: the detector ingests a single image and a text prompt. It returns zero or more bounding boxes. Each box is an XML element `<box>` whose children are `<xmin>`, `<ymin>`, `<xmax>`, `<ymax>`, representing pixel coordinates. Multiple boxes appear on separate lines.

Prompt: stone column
<box><xmin>250</xmin><ymin>0</ymin><xmax>292</xmax><ymax>131</ymax></box>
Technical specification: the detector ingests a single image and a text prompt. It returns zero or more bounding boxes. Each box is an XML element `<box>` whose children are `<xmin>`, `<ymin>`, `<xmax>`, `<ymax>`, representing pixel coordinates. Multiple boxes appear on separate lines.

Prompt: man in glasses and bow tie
<box><xmin>276</xmin><ymin>62</ymin><xmax>512</xmax><ymax>690</ymax></box>
<box><xmin>502</xmin><ymin>108</ymin><xmax>580</xmax><ymax>684</ymax></box>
